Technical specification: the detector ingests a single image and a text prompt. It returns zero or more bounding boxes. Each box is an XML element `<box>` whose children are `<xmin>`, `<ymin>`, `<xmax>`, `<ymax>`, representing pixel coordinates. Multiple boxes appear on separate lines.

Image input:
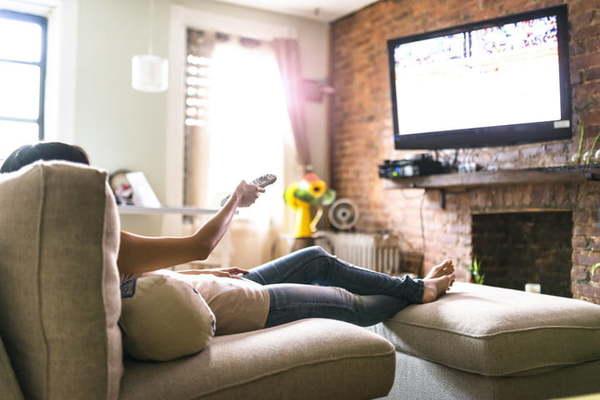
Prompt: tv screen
<box><xmin>388</xmin><ymin>6</ymin><xmax>571</xmax><ymax>149</ymax></box>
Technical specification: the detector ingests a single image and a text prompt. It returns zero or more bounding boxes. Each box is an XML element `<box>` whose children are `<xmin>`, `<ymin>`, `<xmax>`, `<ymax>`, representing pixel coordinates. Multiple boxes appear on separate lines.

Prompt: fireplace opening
<box><xmin>471</xmin><ymin>211</ymin><xmax>573</xmax><ymax>298</ymax></box>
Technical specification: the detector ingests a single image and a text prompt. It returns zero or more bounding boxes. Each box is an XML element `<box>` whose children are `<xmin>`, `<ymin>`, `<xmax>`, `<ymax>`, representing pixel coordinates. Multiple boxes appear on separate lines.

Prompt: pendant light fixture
<box><xmin>131</xmin><ymin>0</ymin><xmax>168</xmax><ymax>92</ymax></box>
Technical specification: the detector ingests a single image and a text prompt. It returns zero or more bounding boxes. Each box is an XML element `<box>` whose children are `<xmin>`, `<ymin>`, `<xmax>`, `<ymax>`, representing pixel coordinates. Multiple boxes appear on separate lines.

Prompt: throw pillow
<box><xmin>119</xmin><ymin>274</ymin><xmax>216</xmax><ymax>361</ymax></box>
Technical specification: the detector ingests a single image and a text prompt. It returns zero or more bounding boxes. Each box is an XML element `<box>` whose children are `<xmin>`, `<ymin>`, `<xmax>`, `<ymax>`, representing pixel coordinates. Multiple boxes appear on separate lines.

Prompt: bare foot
<box><xmin>425</xmin><ymin>259</ymin><xmax>454</xmax><ymax>279</ymax></box>
<box><xmin>422</xmin><ymin>274</ymin><xmax>455</xmax><ymax>303</ymax></box>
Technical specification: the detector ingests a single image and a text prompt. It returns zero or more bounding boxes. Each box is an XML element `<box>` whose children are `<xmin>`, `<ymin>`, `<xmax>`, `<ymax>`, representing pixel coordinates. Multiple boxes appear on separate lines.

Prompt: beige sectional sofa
<box><xmin>2</xmin><ymin>161</ymin><xmax>600</xmax><ymax>400</ymax></box>
<box><xmin>0</xmin><ymin>162</ymin><xmax>395</xmax><ymax>400</ymax></box>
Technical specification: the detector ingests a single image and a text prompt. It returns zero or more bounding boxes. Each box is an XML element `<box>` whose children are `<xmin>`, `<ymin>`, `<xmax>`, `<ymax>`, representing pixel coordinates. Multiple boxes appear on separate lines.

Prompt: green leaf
<box><xmin>591</xmin><ymin>263</ymin><xmax>600</xmax><ymax>276</ymax></box>
<box><xmin>294</xmin><ymin>188</ymin><xmax>314</xmax><ymax>203</ymax></box>
<box><xmin>466</xmin><ymin>258</ymin><xmax>484</xmax><ymax>284</ymax></box>
<box><xmin>321</xmin><ymin>189</ymin><xmax>336</xmax><ymax>206</ymax></box>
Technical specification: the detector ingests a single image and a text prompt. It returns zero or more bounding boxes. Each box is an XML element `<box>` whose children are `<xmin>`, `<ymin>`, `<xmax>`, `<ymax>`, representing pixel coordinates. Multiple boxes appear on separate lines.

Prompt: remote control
<box><xmin>220</xmin><ymin>174</ymin><xmax>277</xmax><ymax>206</ymax></box>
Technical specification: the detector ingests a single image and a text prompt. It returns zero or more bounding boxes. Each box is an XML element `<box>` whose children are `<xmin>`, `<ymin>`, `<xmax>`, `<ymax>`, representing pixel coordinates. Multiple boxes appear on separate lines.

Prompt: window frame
<box><xmin>0</xmin><ymin>9</ymin><xmax>48</xmax><ymax>140</ymax></box>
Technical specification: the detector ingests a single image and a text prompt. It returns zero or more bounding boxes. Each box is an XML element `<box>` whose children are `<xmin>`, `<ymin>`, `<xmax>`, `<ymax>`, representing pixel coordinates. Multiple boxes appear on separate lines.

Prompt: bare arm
<box><xmin>117</xmin><ymin>181</ymin><xmax>264</xmax><ymax>276</ymax></box>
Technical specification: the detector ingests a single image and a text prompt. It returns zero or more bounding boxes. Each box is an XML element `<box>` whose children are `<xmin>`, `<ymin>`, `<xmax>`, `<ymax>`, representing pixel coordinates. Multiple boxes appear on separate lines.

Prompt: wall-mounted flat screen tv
<box><xmin>388</xmin><ymin>6</ymin><xmax>571</xmax><ymax>149</ymax></box>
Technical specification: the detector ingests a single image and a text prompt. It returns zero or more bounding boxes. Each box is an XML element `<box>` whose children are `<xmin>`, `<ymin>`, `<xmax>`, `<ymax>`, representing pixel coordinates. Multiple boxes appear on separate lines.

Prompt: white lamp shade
<box><xmin>132</xmin><ymin>55</ymin><xmax>168</xmax><ymax>92</ymax></box>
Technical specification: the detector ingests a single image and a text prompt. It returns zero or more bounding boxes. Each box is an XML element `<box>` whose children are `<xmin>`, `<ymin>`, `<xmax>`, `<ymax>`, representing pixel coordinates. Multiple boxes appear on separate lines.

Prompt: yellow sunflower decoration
<box><xmin>284</xmin><ymin>173</ymin><xmax>336</xmax><ymax>238</ymax></box>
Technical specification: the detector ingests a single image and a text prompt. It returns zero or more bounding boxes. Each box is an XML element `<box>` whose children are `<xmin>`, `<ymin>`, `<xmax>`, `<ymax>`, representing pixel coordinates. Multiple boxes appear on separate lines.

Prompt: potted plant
<box><xmin>466</xmin><ymin>258</ymin><xmax>485</xmax><ymax>284</ymax></box>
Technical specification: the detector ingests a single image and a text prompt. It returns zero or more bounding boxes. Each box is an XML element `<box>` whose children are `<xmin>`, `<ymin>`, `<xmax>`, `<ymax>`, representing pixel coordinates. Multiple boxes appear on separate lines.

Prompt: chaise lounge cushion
<box><xmin>369</xmin><ymin>282</ymin><xmax>600</xmax><ymax>376</ymax></box>
<box><xmin>119</xmin><ymin>318</ymin><xmax>396</xmax><ymax>400</ymax></box>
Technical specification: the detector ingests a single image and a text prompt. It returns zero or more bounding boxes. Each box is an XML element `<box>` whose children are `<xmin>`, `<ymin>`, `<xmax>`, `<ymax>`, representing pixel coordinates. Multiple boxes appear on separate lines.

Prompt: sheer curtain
<box><xmin>272</xmin><ymin>38</ymin><xmax>312</xmax><ymax>171</ymax></box>
<box><xmin>185</xmin><ymin>31</ymin><xmax>299</xmax><ymax>268</ymax></box>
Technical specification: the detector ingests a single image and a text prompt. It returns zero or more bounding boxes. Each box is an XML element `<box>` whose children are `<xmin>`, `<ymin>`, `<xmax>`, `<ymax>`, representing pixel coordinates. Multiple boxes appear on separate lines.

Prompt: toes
<box><xmin>439</xmin><ymin>262</ymin><xmax>454</xmax><ymax>277</ymax></box>
<box><xmin>426</xmin><ymin>260</ymin><xmax>455</xmax><ymax>280</ymax></box>
<box><xmin>447</xmin><ymin>274</ymin><xmax>456</xmax><ymax>288</ymax></box>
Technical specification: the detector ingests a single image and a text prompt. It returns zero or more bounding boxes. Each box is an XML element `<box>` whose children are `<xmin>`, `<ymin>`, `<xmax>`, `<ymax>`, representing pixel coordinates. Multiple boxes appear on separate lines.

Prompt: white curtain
<box><xmin>187</xmin><ymin>34</ymin><xmax>299</xmax><ymax>268</ymax></box>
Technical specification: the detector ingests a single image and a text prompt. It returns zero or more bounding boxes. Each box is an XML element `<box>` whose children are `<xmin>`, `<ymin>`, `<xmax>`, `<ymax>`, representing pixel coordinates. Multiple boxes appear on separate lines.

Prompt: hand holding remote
<box><xmin>221</xmin><ymin>174</ymin><xmax>277</xmax><ymax>207</ymax></box>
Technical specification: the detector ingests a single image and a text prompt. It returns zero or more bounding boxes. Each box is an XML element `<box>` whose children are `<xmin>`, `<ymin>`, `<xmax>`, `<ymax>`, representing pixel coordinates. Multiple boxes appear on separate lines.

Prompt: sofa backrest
<box><xmin>0</xmin><ymin>162</ymin><xmax>123</xmax><ymax>399</ymax></box>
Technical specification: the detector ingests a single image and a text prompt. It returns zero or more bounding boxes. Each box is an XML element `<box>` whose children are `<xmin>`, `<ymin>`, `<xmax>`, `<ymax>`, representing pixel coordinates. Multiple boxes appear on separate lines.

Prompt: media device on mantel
<box><xmin>387</xmin><ymin>5</ymin><xmax>571</xmax><ymax>150</ymax></box>
<box><xmin>378</xmin><ymin>154</ymin><xmax>446</xmax><ymax>178</ymax></box>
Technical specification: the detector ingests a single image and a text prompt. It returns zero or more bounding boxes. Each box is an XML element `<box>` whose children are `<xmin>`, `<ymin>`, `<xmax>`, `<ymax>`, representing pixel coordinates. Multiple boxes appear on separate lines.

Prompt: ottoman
<box><xmin>370</xmin><ymin>282</ymin><xmax>600</xmax><ymax>400</ymax></box>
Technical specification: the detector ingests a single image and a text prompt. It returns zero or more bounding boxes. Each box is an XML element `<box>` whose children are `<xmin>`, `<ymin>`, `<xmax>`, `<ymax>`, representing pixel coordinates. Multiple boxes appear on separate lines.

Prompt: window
<box><xmin>182</xmin><ymin>29</ymin><xmax>297</xmax><ymax>268</ymax></box>
<box><xmin>184</xmin><ymin>30</ymin><xmax>293</xmax><ymax>221</ymax></box>
<box><xmin>0</xmin><ymin>10</ymin><xmax>47</xmax><ymax>161</ymax></box>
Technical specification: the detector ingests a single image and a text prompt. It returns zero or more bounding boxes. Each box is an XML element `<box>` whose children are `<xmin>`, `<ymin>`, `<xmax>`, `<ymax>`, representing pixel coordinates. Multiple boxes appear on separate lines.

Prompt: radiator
<box><xmin>320</xmin><ymin>232</ymin><xmax>407</xmax><ymax>276</ymax></box>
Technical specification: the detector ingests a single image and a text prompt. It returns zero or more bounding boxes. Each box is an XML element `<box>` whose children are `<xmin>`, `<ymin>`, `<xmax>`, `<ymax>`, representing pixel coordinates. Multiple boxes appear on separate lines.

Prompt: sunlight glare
<box><xmin>0</xmin><ymin>62</ymin><xmax>40</xmax><ymax>120</ymax></box>
<box><xmin>0</xmin><ymin>120</ymin><xmax>38</xmax><ymax>161</ymax></box>
<box><xmin>207</xmin><ymin>42</ymin><xmax>292</xmax><ymax>222</ymax></box>
<box><xmin>0</xmin><ymin>17</ymin><xmax>42</xmax><ymax>62</ymax></box>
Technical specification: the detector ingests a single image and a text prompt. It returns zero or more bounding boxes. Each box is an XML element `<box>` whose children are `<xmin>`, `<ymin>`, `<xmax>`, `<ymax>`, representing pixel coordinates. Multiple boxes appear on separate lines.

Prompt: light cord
<box><xmin>148</xmin><ymin>0</ymin><xmax>154</xmax><ymax>55</ymax></box>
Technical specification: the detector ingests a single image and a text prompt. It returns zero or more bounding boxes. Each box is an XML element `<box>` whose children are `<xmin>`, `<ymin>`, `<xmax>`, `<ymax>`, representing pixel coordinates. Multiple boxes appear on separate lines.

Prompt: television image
<box><xmin>388</xmin><ymin>6</ymin><xmax>571</xmax><ymax>149</ymax></box>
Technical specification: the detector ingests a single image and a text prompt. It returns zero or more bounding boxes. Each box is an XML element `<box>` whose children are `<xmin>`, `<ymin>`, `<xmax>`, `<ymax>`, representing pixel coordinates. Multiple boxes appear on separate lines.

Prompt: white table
<box><xmin>117</xmin><ymin>205</ymin><xmax>219</xmax><ymax>216</ymax></box>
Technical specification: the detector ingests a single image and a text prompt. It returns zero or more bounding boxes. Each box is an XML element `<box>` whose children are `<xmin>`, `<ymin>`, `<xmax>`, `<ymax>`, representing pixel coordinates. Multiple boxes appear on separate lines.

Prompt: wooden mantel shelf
<box><xmin>384</xmin><ymin>167</ymin><xmax>600</xmax><ymax>190</ymax></box>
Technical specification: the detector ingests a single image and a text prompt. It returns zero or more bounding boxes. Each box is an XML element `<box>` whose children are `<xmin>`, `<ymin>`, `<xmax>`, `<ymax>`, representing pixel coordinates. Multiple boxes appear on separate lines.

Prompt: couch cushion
<box><xmin>368</xmin><ymin>282</ymin><xmax>600</xmax><ymax>376</ymax></box>
<box><xmin>120</xmin><ymin>274</ymin><xmax>216</xmax><ymax>361</ymax></box>
<box><xmin>0</xmin><ymin>162</ymin><xmax>123</xmax><ymax>399</ymax></box>
<box><xmin>383</xmin><ymin>350</ymin><xmax>600</xmax><ymax>400</ymax></box>
<box><xmin>120</xmin><ymin>318</ymin><xmax>396</xmax><ymax>400</ymax></box>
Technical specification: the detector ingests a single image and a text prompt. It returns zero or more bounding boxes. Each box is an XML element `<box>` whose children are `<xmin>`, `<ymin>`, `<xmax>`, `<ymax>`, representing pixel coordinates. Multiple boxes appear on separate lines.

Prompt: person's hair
<box><xmin>0</xmin><ymin>142</ymin><xmax>90</xmax><ymax>173</ymax></box>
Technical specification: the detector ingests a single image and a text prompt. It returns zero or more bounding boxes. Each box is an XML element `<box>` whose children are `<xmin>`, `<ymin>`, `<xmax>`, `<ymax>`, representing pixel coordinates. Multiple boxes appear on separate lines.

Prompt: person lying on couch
<box><xmin>1</xmin><ymin>142</ymin><xmax>455</xmax><ymax>336</ymax></box>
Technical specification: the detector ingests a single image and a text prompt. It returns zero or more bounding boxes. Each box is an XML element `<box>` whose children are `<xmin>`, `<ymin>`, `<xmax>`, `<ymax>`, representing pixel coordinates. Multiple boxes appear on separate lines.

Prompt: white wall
<box><xmin>74</xmin><ymin>0</ymin><xmax>329</xmax><ymax>234</ymax></box>
<box><xmin>74</xmin><ymin>0</ymin><xmax>170</xmax><ymax>233</ymax></box>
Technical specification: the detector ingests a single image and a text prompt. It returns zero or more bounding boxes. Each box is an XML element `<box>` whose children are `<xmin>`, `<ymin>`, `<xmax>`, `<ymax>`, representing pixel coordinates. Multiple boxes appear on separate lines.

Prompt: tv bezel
<box><xmin>387</xmin><ymin>5</ymin><xmax>572</xmax><ymax>150</ymax></box>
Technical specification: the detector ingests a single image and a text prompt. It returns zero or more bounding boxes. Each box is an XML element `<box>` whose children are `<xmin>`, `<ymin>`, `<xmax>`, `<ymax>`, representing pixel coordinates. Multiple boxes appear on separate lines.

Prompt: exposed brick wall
<box><xmin>329</xmin><ymin>0</ymin><xmax>600</xmax><ymax>303</ymax></box>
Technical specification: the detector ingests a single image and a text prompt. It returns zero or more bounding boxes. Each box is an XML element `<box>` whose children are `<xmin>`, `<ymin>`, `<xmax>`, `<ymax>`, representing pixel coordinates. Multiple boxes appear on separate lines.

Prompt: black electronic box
<box><xmin>378</xmin><ymin>154</ymin><xmax>446</xmax><ymax>178</ymax></box>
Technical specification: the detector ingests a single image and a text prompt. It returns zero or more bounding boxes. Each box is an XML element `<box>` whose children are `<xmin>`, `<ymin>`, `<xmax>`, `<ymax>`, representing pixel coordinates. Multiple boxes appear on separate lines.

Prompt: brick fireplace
<box><xmin>329</xmin><ymin>0</ymin><xmax>600</xmax><ymax>304</ymax></box>
<box><xmin>472</xmin><ymin>211</ymin><xmax>573</xmax><ymax>297</ymax></box>
<box><xmin>411</xmin><ymin>180</ymin><xmax>600</xmax><ymax>303</ymax></box>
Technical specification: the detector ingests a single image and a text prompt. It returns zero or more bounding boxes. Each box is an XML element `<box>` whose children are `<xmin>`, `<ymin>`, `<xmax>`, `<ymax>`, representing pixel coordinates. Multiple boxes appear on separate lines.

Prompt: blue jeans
<box><xmin>243</xmin><ymin>246</ymin><xmax>424</xmax><ymax>328</ymax></box>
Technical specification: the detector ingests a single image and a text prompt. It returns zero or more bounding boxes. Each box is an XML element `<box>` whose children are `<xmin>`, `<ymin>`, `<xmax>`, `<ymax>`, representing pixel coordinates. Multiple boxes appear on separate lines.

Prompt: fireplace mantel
<box><xmin>384</xmin><ymin>167</ymin><xmax>600</xmax><ymax>191</ymax></box>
